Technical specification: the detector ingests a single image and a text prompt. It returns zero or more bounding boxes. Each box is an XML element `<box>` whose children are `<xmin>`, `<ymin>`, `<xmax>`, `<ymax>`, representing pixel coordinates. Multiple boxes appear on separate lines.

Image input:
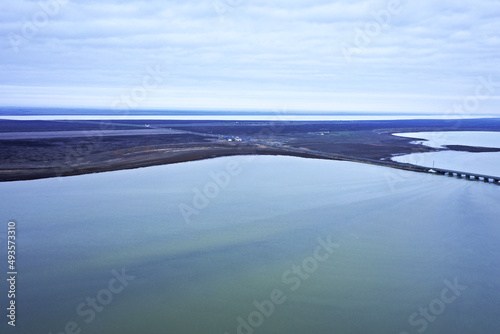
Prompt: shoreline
<box><xmin>2</xmin><ymin>118</ymin><xmax>500</xmax><ymax>182</ymax></box>
<box><xmin>0</xmin><ymin>144</ymin><xmax>430</xmax><ymax>182</ymax></box>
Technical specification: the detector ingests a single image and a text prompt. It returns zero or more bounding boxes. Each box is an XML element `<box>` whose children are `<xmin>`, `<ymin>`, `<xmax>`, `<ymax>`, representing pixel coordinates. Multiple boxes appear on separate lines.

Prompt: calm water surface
<box><xmin>392</xmin><ymin>131</ymin><xmax>500</xmax><ymax>176</ymax></box>
<box><xmin>393</xmin><ymin>131</ymin><xmax>500</xmax><ymax>149</ymax></box>
<box><xmin>1</xmin><ymin>156</ymin><xmax>499</xmax><ymax>334</ymax></box>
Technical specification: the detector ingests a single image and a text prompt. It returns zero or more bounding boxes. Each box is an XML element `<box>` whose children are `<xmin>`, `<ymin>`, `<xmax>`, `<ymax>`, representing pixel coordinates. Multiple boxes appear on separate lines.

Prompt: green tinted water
<box><xmin>1</xmin><ymin>156</ymin><xmax>499</xmax><ymax>334</ymax></box>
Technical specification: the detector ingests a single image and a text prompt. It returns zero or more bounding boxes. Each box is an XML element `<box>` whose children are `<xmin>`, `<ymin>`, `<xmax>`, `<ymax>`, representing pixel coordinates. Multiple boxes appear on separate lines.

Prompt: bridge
<box><xmin>79</xmin><ymin>122</ymin><xmax>500</xmax><ymax>186</ymax></box>
<box><xmin>429</xmin><ymin>168</ymin><xmax>500</xmax><ymax>184</ymax></box>
<box><xmin>248</xmin><ymin>140</ymin><xmax>500</xmax><ymax>186</ymax></box>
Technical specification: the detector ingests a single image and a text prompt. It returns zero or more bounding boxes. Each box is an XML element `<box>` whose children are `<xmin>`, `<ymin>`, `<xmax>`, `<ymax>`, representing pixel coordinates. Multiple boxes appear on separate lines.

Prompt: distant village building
<box><xmin>225</xmin><ymin>136</ymin><xmax>242</xmax><ymax>142</ymax></box>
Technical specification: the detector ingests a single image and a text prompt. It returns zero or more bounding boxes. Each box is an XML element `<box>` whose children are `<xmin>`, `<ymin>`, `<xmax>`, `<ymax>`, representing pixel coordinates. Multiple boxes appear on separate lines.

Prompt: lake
<box><xmin>393</xmin><ymin>131</ymin><xmax>500</xmax><ymax>149</ymax></box>
<box><xmin>392</xmin><ymin>131</ymin><xmax>500</xmax><ymax>176</ymax></box>
<box><xmin>1</xmin><ymin>156</ymin><xmax>499</xmax><ymax>334</ymax></box>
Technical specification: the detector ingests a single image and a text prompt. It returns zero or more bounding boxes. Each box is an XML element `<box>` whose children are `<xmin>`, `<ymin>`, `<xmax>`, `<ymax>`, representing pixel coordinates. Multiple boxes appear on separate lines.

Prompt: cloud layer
<box><xmin>1</xmin><ymin>0</ymin><xmax>499</xmax><ymax>113</ymax></box>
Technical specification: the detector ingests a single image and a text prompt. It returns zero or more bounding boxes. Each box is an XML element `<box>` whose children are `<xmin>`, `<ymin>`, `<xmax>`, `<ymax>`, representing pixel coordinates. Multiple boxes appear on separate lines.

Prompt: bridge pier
<box><xmin>431</xmin><ymin>169</ymin><xmax>499</xmax><ymax>185</ymax></box>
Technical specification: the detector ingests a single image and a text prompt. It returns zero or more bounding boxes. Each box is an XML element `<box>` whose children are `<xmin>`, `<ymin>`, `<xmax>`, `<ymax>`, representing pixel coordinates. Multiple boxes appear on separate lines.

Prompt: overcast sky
<box><xmin>1</xmin><ymin>0</ymin><xmax>499</xmax><ymax>114</ymax></box>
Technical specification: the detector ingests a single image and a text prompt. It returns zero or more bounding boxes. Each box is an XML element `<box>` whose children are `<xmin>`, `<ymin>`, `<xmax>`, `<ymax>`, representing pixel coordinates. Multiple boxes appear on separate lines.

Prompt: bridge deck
<box><xmin>431</xmin><ymin>168</ymin><xmax>500</xmax><ymax>181</ymax></box>
<box><xmin>250</xmin><ymin>140</ymin><xmax>500</xmax><ymax>185</ymax></box>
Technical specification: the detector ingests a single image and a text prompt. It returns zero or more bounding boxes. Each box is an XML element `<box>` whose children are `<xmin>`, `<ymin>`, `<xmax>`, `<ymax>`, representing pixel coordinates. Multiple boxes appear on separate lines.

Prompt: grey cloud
<box><xmin>0</xmin><ymin>0</ymin><xmax>498</xmax><ymax>113</ymax></box>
